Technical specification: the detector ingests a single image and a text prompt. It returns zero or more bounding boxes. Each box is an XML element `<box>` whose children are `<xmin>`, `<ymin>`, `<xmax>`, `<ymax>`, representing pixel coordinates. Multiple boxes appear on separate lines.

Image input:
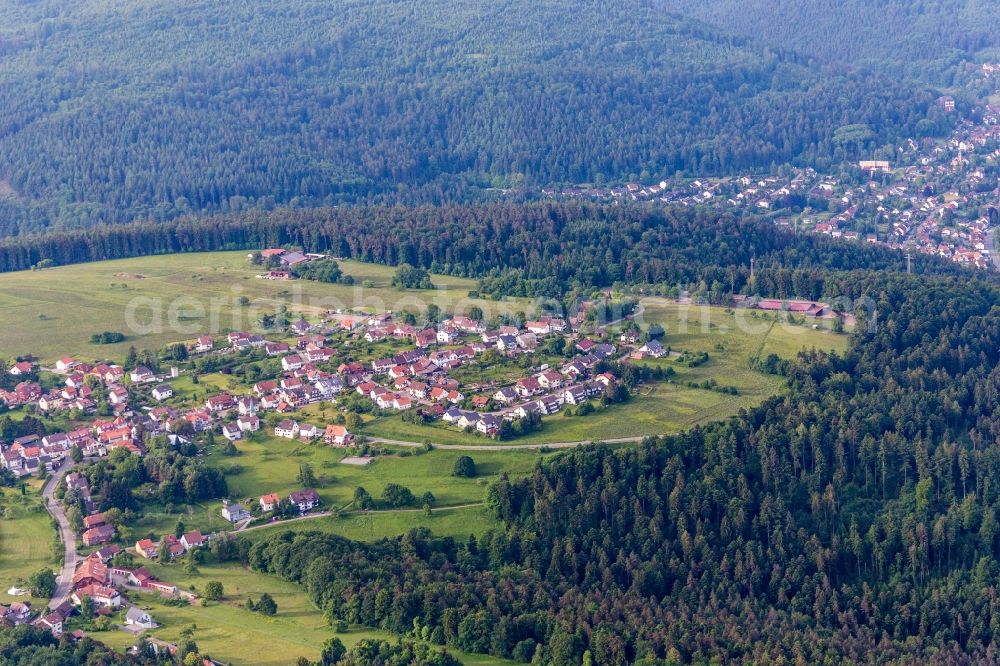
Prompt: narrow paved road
<box><xmin>366</xmin><ymin>436</ymin><xmax>645</xmax><ymax>451</ymax></box>
<box><xmin>42</xmin><ymin>461</ymin><xmax>78</xmax><ymax>609</ymax></box>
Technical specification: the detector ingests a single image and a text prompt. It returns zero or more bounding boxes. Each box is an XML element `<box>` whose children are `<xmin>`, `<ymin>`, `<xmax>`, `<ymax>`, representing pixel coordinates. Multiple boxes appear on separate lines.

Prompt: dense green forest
<box><xmin>241</xmin><ymin>267</ymin><xmax>1000</xmax><ymax>664</ymax></box>
<box><xmin>0</xmin><ymin>204</ymin><xmax>963</xmax><ymax>295</ymax></box>
<box><xmin>0</xmin><ymin>0</ymin><xmax>951</xmax><ymax>234</ymax></box>
<box><xmin>667</xmin><ymin>0</ymin><xmax>1000</xmax><ymax>84</ymax></box>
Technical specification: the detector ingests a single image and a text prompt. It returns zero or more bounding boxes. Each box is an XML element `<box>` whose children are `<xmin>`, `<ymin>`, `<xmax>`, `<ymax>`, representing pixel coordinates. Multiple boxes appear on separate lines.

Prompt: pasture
<box><xmin>0</xmin><ymin>489</ymin><xmax>57</xmax><ymax>605</ymax></box>
<box><xmin>0</xmin><ymin>251</ymin><xmax>532</xmax><ymax>364</ymax></box>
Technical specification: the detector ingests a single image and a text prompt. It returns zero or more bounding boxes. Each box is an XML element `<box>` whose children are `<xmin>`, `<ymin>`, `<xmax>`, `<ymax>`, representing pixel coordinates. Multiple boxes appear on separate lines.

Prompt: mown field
<box><xmin>0</xmin><ymin>251</ymin><xmax>532</xmax><ymax>364</ymax></box>
<box><xmin>91</xmin><ymin>562</ymin><xmax>512</xmax><ymax>666</ymax></box>
<box><xmin>0</xmin><ymin>488</ymin><xmax>57</xmax><ymax>606</ymax></box>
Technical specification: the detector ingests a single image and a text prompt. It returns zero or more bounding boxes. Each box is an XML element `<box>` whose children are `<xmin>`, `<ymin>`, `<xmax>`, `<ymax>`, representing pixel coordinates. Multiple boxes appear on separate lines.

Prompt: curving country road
<box><xmin>42</xmin><ymin>461</ymin><xmax>78</xmax><ymax>610</ymax></box>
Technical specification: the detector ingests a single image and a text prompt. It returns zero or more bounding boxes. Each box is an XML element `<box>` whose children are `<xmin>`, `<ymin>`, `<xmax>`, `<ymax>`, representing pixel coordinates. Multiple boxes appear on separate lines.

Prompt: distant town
<box><xmin>539</xmin><ymin>74</ymin><xmax>1000</xmax><ymax>272</ymax></box>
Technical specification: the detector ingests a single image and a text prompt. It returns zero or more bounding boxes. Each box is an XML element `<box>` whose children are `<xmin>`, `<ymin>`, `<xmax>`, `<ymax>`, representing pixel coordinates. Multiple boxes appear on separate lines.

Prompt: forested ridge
<box><xmin>0</xmin><ymin>204</ymin><xmax>963</xmax><ymax>297</ymax></box>
<box><xmin>242</xmin><ymin>268</ymin><xmax>1000</xmax><ymax>664</ymax></box>
<box><xmin>667</xmin><ymin>0</ymin><xmax>1000</xmax><ymax>85</ymax></box>
<box><xmin>0</xmin><ymin>0</ymin><xmax>951</xmax><ymax>233</ymax></box>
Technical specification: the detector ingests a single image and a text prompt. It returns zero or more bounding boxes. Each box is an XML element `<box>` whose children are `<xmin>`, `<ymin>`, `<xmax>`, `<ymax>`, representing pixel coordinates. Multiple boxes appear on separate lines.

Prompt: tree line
<box><xmin>0</xmin><ymin>204</ymin><xmax>964</xmax><ymax>301</ymax></box>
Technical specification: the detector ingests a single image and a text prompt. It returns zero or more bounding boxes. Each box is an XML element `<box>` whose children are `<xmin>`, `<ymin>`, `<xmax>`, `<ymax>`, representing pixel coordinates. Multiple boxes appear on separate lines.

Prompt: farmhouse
<box><xmin>221</xmin><ymin>423</ymin><xmax>242</xmax><ymax>441</ymax></box>
<box><xmin>477</xmin><ymin>413</ymin><xmax>501</xmax><ymax>436</ymax></box>
<box><xmin>9</xmin><ymin>361</ymin><xmax>33</xmax><ymax>376</ymax></box>
<box><xmin>259</xmin><ymin>493</ymin><xmax>281</xmax><ymax>512</ymax></box>
<box><xmin>82</xmin><ymin>524</ymin><xmax>115</xmax><ymax>546</ymax></box>
<box><xmin>288</xmin><ymin>489</ymin><xmax>321</xmax><ymax>513</ymax></box>
<box><xmin>298</xmin><ymin>423</ymin><xmax>320</xmax><ymax>440</ymax></box>
<box><xmin>205</xmin><ymin>393</ymin><xmax>236</xmax><ymax>413</ymax></box>
<box><xmin>34</xmin><ymin>612</ymin><xmax>64</xmax><ymax>636</ymax></box>
<box><xmin>237</xmin><ymin>415</ymin><xmax>260</xmax><ymax>432</ymax></box>
<box><xmin>151</xmin><ymin>384</ymin><xmax>173</xmax><ymax>401</ymax></box>
<box><xmin>324</xmin><ymin>424</ymin><xmax>352</xmax><ymax>446</ymax></box>
<box><xmin>125</xmin><ymin>607</ymin><xmax>157</xmax><ymax>629</ymax></box>
<box><xmin>274</xmin><ymin>420</ymin><xmax>300</xmax><ymax>439</ymax></box>
<box><xmin>135</xmin><ymin>539</ymin><xmax>158</xmax><ymax>559</ymax></box>
<box><xmin>72</xmin><ymin>558</ymin><xmax>109</xmax><ymax>587</ymax></box>
<box><xmin>637</xmin><ymin>340</ymin><xmax>665</xmax><ymax>358</ymax></box>
<box><xmin>72</xmin><ymin>585</ymin><xmax>121</xmax><ymax>608</ymax></box>
<box><xmin>180</xmin><ymin>530</ymin><xmax>206</xmax><ymax>550</ymax></box>
<box><xmin>56</xmin><ymin>358</ymin><xmax>77</xmax><ymax>372</ymax></box>
<box><xmin>221</xmin><ymin>500</ymin><xmax>251</xmax><ymax>523</ymax></box>
<box><xmin>129</xmin><ymin>366</ymin><xmax>156</xmax><ymax>383</ymax></box>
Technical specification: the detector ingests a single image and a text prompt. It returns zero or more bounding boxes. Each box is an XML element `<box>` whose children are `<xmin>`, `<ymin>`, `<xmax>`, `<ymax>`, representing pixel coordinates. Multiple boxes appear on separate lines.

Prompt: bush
<box><xmin>381</xmin><ymin>483</ymin><xmax>415</xmax><ymax>508</ymax></box>
<box><xmin>89</xmin><ymin>331</ymin><xmax>127</xmax><ymax>344</ymax></box>
<box><xmin>28</xmin><ymin>568</ymin><xmax>56</xmax><ymax>597</ymax></box>
<box><xmin>453</xmin><ymin>455</ymin><xmax>476</xmax><ymax>478</ymax></box>
<box><xmin>204</xmin><ymin>580</ymin><xmax>224</xmax><ymax>600</ymax></box>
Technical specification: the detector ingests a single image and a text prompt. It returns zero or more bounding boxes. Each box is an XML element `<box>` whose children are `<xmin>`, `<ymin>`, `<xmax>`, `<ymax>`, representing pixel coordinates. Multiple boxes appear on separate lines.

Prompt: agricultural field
<box><xmin>91</xmin><ymin>562</ymin><xmax>512</xmax><ymax>666</ymax></box>
<box><xmin>0</xmin><ymin>251</ymin><xmax>533</xmax><ymax>364</ymax></box>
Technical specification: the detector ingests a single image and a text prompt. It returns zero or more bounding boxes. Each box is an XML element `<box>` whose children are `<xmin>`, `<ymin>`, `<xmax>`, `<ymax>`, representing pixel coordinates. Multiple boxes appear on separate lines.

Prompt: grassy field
<box><xmin>126</xmin><ymin>438</ymin><xmax>544</xmax><ymax>536</ymax></box>
<box><xmin>0</xmin><ymin>251</ymin><xmax>532</xmax><ymax>364</ymax></box>
<box><xmin>242</xmin><ymin>504</ymin><xmax>497</xmax><ymax>542</ymax></box>
<box><xmin>90</xmin><ymin>561</ymin><xmax>512</xmax><ymax>666</ymax></box>
<box><xmin>0</xmin><ymin>489</ymin><xmax>58</xmax><ymax>606</ymax></box>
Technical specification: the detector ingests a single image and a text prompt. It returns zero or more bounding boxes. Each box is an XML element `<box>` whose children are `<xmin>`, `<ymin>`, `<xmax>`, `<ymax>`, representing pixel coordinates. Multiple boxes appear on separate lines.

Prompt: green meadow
<box><xmin>0</xmin><ymin>488</ymin><xmax>58</xmax><ymax>606</ymax></box>
<box><xmin>0</xmin><ymin>251</ymin><xmax>532</xmax><ymax>364</ymax></box>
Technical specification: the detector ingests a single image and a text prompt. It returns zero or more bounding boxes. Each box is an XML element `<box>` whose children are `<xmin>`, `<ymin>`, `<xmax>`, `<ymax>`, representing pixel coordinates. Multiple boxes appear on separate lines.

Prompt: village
<box><xmin>542</xmin><ymin>84</ymin><xmax>1000</xmax><ymax>271</ymax></box>
<box><xmin>0</xmin><ymin>246</ymin><xmax>850</xmax><ymax>646</ymax></box>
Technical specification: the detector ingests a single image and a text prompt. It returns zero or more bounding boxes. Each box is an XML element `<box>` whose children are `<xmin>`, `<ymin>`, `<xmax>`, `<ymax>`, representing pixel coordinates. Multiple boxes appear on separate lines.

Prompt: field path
<box><xmin>42</xmin><ymin>460</ymin><xmax>78</xmax><ymax>609</ymax></box>
<box><xmin>366</xmin><ymin>436</ymin><xmax>646</xmax><ymax>451</ymax></box>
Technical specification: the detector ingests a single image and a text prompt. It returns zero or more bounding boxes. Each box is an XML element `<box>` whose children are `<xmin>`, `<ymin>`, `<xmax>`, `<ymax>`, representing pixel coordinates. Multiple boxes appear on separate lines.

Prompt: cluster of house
<box><xmin>55</xmin><ymin>548</ymin><xmax>178</xmax><ymax>635</ymax></box>
<box><xmin>183</xmin><ymin>308</ymin><xmax>612</xmax><ymax>440</ymax></box>
<box><xmin>63</xmin><ymin>472</ymin><xmax>117</xmax><ymax>546</ymax></box>
<box><xmin>0</xmin><ymin>410</ymin><xmax>167</xmax><ymax>480</ymax></box>
<box><xmin>2</xmin><ymin>358</ymin><xmax>170</xmax><ymax>416</ymax></box>
<box><xmin>250</xmin><ymin>247</ymin><xmax>324</xmax><ymax>276</ymax></box>
<box><xmin>327</xmin><ymin>312</ymin><xmax>627</xmax><ymax>435</ymax></box>
<box><xmin>27</xmin><ymin>542</ymin><xmax>177</xmax><ymax>638</ymax></box>
<box><xmin>134</xmin><ymin>530</ymin><xmax>206</xmax><ymax>561</ymax></box>
<box><xmin>220</xmin><ymin>488</ymin><xmax>321</xmax><ymax>524</ymax></box>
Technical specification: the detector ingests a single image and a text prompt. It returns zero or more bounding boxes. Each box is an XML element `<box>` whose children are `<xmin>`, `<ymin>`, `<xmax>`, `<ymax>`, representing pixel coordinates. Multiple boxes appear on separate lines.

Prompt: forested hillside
<box><xmin>667</xmin><ymin>0</ymin><xmax>1000</xmax><ymax>83</ymax></box>
<box><xmin>243</xmin><ymin>268</ymin><xmax>1000</xmax><ymax>664</ymax></box>
<box><xmin>0</xmin><ymin>204</ymin><xmax>962</xmax><ymax>292</ymax></box>
<box><xmin>0</xmin><ymin>0</ymin><xmax>949</xmax><ymax>233</ymax></box>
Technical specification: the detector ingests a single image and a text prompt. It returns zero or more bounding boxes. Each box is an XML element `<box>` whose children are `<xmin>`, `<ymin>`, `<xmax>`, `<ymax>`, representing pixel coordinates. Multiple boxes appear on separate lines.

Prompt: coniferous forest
<box><xmin>0</xmin><ymin>0</ymin><xmax>952</xmax><ymax>234</ymax></box>
<box><xmin>0</xmin><ymin>204</ymin><xmax>963</xmax><ymax>294</ymax></box>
